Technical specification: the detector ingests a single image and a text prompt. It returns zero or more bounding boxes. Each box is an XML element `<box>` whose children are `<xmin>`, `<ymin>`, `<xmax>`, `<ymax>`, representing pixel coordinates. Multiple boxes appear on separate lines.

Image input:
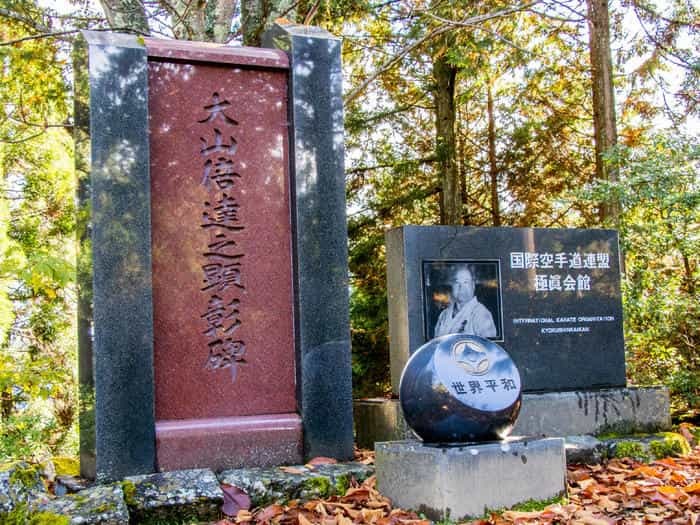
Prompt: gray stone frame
<box><xmin>262</xmin><ymin>23</ymin><xmax>354</xmax><ymax>461</ymax></box>
<box><xmin>78</xmin><ymin>26</ymin><xmax>354</xmax><ymax>481</ymax></box>
<box><xmin>77</xmin><ymin>31</ymin><xmax>155</xmax><ymax>482</ymax></box>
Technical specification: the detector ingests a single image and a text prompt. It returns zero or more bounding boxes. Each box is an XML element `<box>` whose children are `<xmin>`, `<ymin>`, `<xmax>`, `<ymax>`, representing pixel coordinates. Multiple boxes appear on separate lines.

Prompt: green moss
<box><xmin>50</xmin><ymin>456</ymin><xmax>80</xmax><ymax>477</ymax></box>
<box><xmin>614</xmin><ymin>441</ymin><xmax>650</xmax><ymax>462</ymax></box>
<box><xmin>509</xmin><ymin>495</ymin><xmax>568</xmax><ymax>512</ymax></box>
<box><xmin>649</xmin><ymin>433</ymin><xmax>691</xmax><ymax>459</ymax></box>
<box><xmin>121</xmin><ymin>479</ymin><xmax>137</xmax><ymax>507</ymax></box>
<box><xmin>92</xmin><ymin>501</ymin><xmax>117</xmax><ymax>514</ymax></box>
<box><xmin>8</xmin><ymin>464</ymin><xmax>40</xmax><ymax>487</ymax></box>
<box><xmin>28</xmin><ymin>512</ymin><xmax>71</xmax><ymax>525</ymax></box>
<box><xmin>0</xmin><ymin>503</ymin><xmax>30</xmax><ymax>525</ymax></box>
<box><xmin>465</xmin><ymin>494</ymin><xmax>568</xmax><ymax>521</ymax></box>
<box><xmin>595</xmin><ymin>421</ymin><xmax>665</xmax><ymax>438</ymax></box>
<box><xmin>0</xmin><ymin>505</ymin><xmax>69</xmax><ymax>525</ymax></box>
<box><xmin>303</xmin><ymin>476</ymin><xmax>332</xmax><ymax>497</ymax></box>
<box><xmin>333</xmin><ymin>474</ymin><xmax>350</xmax><ymax>495</ymax></box>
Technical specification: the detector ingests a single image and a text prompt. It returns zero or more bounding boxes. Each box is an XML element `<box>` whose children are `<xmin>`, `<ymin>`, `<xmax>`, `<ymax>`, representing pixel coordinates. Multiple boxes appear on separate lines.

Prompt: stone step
<box><xmin>0</xmin><ymin>461</ymin><xmax>374</xmax><ymax>524</ymax></box>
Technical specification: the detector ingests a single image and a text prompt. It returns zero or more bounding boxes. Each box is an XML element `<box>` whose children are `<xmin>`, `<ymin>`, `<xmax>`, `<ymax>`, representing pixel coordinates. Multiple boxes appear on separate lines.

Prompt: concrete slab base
<box><xmin>375</xmin><ymin>438</ymin><xmax>566</xmax><ymax>520</ymax></box>
<box><xmin>355</xmin><ymin>387</ymin><xmax>671</xmax><ymax>449</ymax></box>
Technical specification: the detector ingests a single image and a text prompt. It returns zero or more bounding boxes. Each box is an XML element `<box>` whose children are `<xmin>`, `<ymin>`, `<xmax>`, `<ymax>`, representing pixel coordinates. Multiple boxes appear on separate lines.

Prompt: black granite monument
<box><xmin>387</xmin><ymin>225</ymin><xmax>626</xmax><ymax>394</ymax></box>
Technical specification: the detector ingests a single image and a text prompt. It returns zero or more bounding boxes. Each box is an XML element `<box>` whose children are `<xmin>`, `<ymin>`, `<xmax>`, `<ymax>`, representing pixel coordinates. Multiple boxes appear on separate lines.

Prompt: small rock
<box><xmin>218</xmin><ymin>462</ymin><xmax>374</xmax><ymax>507</ymax></box>
<box><xmin>565</xmin><ymin>435</ymin><xmax>606</xmax><ymax>464</ymax></box>
<box><xmin>123</xmin><ymin>468</ymin><xmax>222</xmax><ymax>523</ymax></box>
<box><xmin>55</xmin><ymin>475</ymin><xmax>92</xmax><ymax>496</ymax></box>
<box><xmin>34</xmin><ymin>483</ymin><xmax>128</xmax><ymax>525</ymax></box>
<box><xmin>0</xmin><ymin>461</ymin><xmax>49</xmax><ymax>514</ymax></box>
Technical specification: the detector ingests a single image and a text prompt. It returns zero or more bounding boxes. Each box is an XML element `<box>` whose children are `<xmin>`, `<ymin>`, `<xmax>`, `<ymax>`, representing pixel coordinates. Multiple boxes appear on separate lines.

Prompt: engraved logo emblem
<box><xmin>452</xmin><ymin>340</ymin><xmax>490</xmax><ymax>375</ymax></box>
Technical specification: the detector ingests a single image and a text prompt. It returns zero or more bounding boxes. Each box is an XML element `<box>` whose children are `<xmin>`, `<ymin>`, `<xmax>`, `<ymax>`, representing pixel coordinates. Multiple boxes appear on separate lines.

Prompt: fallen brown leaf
<box><xmin>298</xmin><ymin>512</ymin><xmax>315</xmax><ymax>525</ymax></box>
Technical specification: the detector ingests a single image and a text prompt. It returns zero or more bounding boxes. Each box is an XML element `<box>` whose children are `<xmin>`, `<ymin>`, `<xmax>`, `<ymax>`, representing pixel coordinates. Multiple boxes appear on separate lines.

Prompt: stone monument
<box><xmin>76</xmin><ymin>25</ymin><xmax>354</xmax><ymax>481</ymax></box>
<box><xmin>355</xmin><ymin>225</ymin><xmax>671</xmax><ymax>447</ymax></box>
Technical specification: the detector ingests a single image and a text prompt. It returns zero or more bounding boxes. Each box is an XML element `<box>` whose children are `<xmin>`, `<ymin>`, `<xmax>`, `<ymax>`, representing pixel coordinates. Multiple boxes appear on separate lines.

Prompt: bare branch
<box><xmin>346</xmin><ymin>155</ymin><xmax>437</xmax><ymax>175</ymax></box>
<box><xmin>419</xmin><ymin>1</ymin><xmax>542</xmax><ymax>28</ymax></box>
<box><xmin>345</xmin><ymin>23</ymin><xmax>453</xmax><ymax>104</ymax></box>
<box><xmin>0</xmin><ymin>26</ymin><xmax>148</xmax><ymax>46</ymax></box>
<box><xmin>0</xmin><ymin>29</ymin><xmax>79</xmax><ymax>45</ymax></box>
<box><xmin>0</xmin><ymin>7</ymin><xmax>50</xmax><ymax>32</ymax></box>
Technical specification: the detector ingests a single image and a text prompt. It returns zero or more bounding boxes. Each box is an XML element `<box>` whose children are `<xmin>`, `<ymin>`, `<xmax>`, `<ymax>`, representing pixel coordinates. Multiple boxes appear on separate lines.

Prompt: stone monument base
<box><xmin>155</xmin><ymin>414</ymin><xmax>303</xmax><ymax>472</ymax></box>
<box><xmin>376</xmin><ymin>438</ymin><xmax>566</xmax><ymax>520</ymax></box>
<box><xmin>356</xmin><ymin>387</ymin><xmax>671</xmax><ymax>448</ymax></box>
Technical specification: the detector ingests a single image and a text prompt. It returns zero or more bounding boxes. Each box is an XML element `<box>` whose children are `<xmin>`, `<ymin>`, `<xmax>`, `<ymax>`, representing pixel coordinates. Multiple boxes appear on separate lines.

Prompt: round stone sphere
<box><xmin>399</xmin><ymin>334</ymin><xmax>522</xmax><ymax>444</ymax></box>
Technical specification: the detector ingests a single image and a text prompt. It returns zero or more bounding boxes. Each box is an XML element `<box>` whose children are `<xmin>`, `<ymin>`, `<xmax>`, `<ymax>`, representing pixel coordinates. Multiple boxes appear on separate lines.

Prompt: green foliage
<box><xmin>0</xmin><ymin>4</ymin><xmax>77</xmax><ymax>463</ymax></box>
<box><xmin>585</xmin><ymin>135</ymin><xmax>700</xmax><ymax>415</ymax></box>
<box><xmin>0</xmin><ymin>413</ymin><xmax>54</xmax><ymax>462</ymax></box>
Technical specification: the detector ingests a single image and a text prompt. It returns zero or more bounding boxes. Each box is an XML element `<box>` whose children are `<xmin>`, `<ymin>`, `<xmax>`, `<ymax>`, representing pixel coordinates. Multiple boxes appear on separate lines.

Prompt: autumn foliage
<box><xmin>214</xmin><ymin>447</ymin><xmax>700</xmax><ymax>525</ymax></box>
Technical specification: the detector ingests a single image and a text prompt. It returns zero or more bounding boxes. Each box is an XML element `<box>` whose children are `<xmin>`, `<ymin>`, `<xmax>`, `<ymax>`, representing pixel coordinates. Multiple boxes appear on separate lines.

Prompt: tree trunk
<box><xmin>98</xmin><ymin>0</ymin><xmax>150</xmax><ymax>34</ymax></box>
<box><xmin>487</xmin><ymin>77</ymin><xmax>500</xmax><ymax>226</ymax></box>
<box><xmin>586</xmin><ymin>0</ymin><xmax>620</xmax><ymax>223</ymax></box>
<box><xmin>168</xmin><ymin>0</ymin><xmax>236</xmax><ymax>42</ymax></box>
<box><xmin>242</xmin><ymin>0</ymin><xmax>297</xmax><ymax>46</ymax></box>
<box><xmin>433</xmin><ymin>49</ymin><xmax>460</xmax><ymax>225</ymax></box>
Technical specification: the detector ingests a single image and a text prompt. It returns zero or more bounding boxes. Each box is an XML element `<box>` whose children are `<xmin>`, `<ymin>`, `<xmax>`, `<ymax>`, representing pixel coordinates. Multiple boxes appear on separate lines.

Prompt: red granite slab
<box><xmin>155</xmin><ymin>413</ymin><xmax>303</xmax><ymax>471</ymax></box>
<box><xmin>148</xmin><ymin>58</ymin><xmax>296</xmax><ymax>422</ymax></box>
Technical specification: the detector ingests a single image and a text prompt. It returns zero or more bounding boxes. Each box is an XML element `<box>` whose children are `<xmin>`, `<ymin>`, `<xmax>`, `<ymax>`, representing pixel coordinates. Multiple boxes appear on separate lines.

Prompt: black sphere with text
<box><xmin>400</xmin><ymin>334</ymin><xmax>522</xmax><ymax>443</ymax></box>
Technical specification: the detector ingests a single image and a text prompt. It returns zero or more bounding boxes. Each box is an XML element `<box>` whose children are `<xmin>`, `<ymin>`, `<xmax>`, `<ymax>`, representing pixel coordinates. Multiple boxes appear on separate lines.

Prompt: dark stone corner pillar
<box><xmin>262</xmin><ymin>23</ymin><xmax>355</xmax><ymax>460</ymax></box>
<box><xmin>76</xmin><ymin>30</ymin><xmax>155</xmax><ymax>481</ymax></box>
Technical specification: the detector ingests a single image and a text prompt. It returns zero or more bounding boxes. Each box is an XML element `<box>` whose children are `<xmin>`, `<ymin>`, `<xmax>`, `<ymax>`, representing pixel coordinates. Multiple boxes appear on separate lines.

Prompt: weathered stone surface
<box><xmin>354</xmin><ymin>387</ymin><xmax>671</xmax><ymax>449</ymax></box>
<box><xmin>123</xmin><ymin>469</ymin><xmax>222</xmax><ymax>522</ymax></box>
<box><xmin>218</xmin><ymin>463</ymin><xmax>374</xmax><ymax>507</ymax></box>
<box><xmin>0</xmin><ymin>462</ymin><xmax>48</xmax><ymax>514</ymax></box>
<box><xmin>376</xmin><ymin>439</ymin><xmax>566</xmax><ymax>521</ymax></box>
<box><xmin>565</xmin><ymin>435</ymin><xmax>606</xmax><ymax>464</ymax></box>
<box><xmin>513</xmin><ymin>387</ymin><xmax>671</xmax><ymax>436</ymax></box>
<box><xmin>35</xmin><ymin>484</ymin><xmax>128</xmax><ymax>525</ymax></box>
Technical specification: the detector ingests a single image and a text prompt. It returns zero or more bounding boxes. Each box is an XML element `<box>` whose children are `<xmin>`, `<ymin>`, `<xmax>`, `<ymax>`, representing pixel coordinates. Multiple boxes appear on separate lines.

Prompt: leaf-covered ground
<box><xmin>214</xmin><ymin>446</ymin><xmax>700</xmax><ymax>525</ymax></box>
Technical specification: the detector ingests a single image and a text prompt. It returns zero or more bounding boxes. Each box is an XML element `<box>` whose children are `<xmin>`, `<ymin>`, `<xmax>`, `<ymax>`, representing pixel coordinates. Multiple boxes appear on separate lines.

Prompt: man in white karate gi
<box><xmin>434</xmin><ymin>265</ymin><xmax>497</xmax><ymax>338</ymax></box>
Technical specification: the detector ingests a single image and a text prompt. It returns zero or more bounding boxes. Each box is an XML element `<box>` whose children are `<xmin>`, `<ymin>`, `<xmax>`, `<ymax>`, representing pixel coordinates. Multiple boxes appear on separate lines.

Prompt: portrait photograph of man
<box><xmin>422</xmin><ymin>260</ymin><xmax>503</xmax><ymax>341</ymax></box>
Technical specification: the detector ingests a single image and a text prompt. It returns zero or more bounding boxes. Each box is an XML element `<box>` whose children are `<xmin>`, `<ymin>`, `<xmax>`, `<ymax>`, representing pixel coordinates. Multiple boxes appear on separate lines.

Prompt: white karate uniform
<box><xmin>434</xmin><ymin>296</ymin><xmax>497</xmax><ymax>338</ymax></box>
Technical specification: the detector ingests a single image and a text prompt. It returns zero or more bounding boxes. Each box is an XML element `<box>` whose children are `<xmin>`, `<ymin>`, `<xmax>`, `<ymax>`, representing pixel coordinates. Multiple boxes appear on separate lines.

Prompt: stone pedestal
<box><xmin>376</xmin><ymin>438</ymin><xmax>566</xmax><ymax>520</ymax></box>
<box><xmin>355</xmin><ymin>387</ymin><xmax>671</xmax><ymax>449</ymax></box>
<box><xmin>77</xmin><ymin>23</ymin><xmax>354</xmax><ymax>481</ymax></box>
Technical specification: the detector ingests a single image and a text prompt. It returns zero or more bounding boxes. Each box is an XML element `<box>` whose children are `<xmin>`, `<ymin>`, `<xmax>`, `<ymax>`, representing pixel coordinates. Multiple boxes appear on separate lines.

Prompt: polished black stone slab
<box><xmin>387</xmin><ymin>226</ymin><xmax>626</xmax><ymax>394</ymax></box>
<box><xmin>79</xmin><ymin>31</ymin><xmax>155</xmax><ymax>481</ymax></box>
<box><xmin>263</xmin><ymin>23</ymin><xmax>354</xmax><ymax>461</ymax></box>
